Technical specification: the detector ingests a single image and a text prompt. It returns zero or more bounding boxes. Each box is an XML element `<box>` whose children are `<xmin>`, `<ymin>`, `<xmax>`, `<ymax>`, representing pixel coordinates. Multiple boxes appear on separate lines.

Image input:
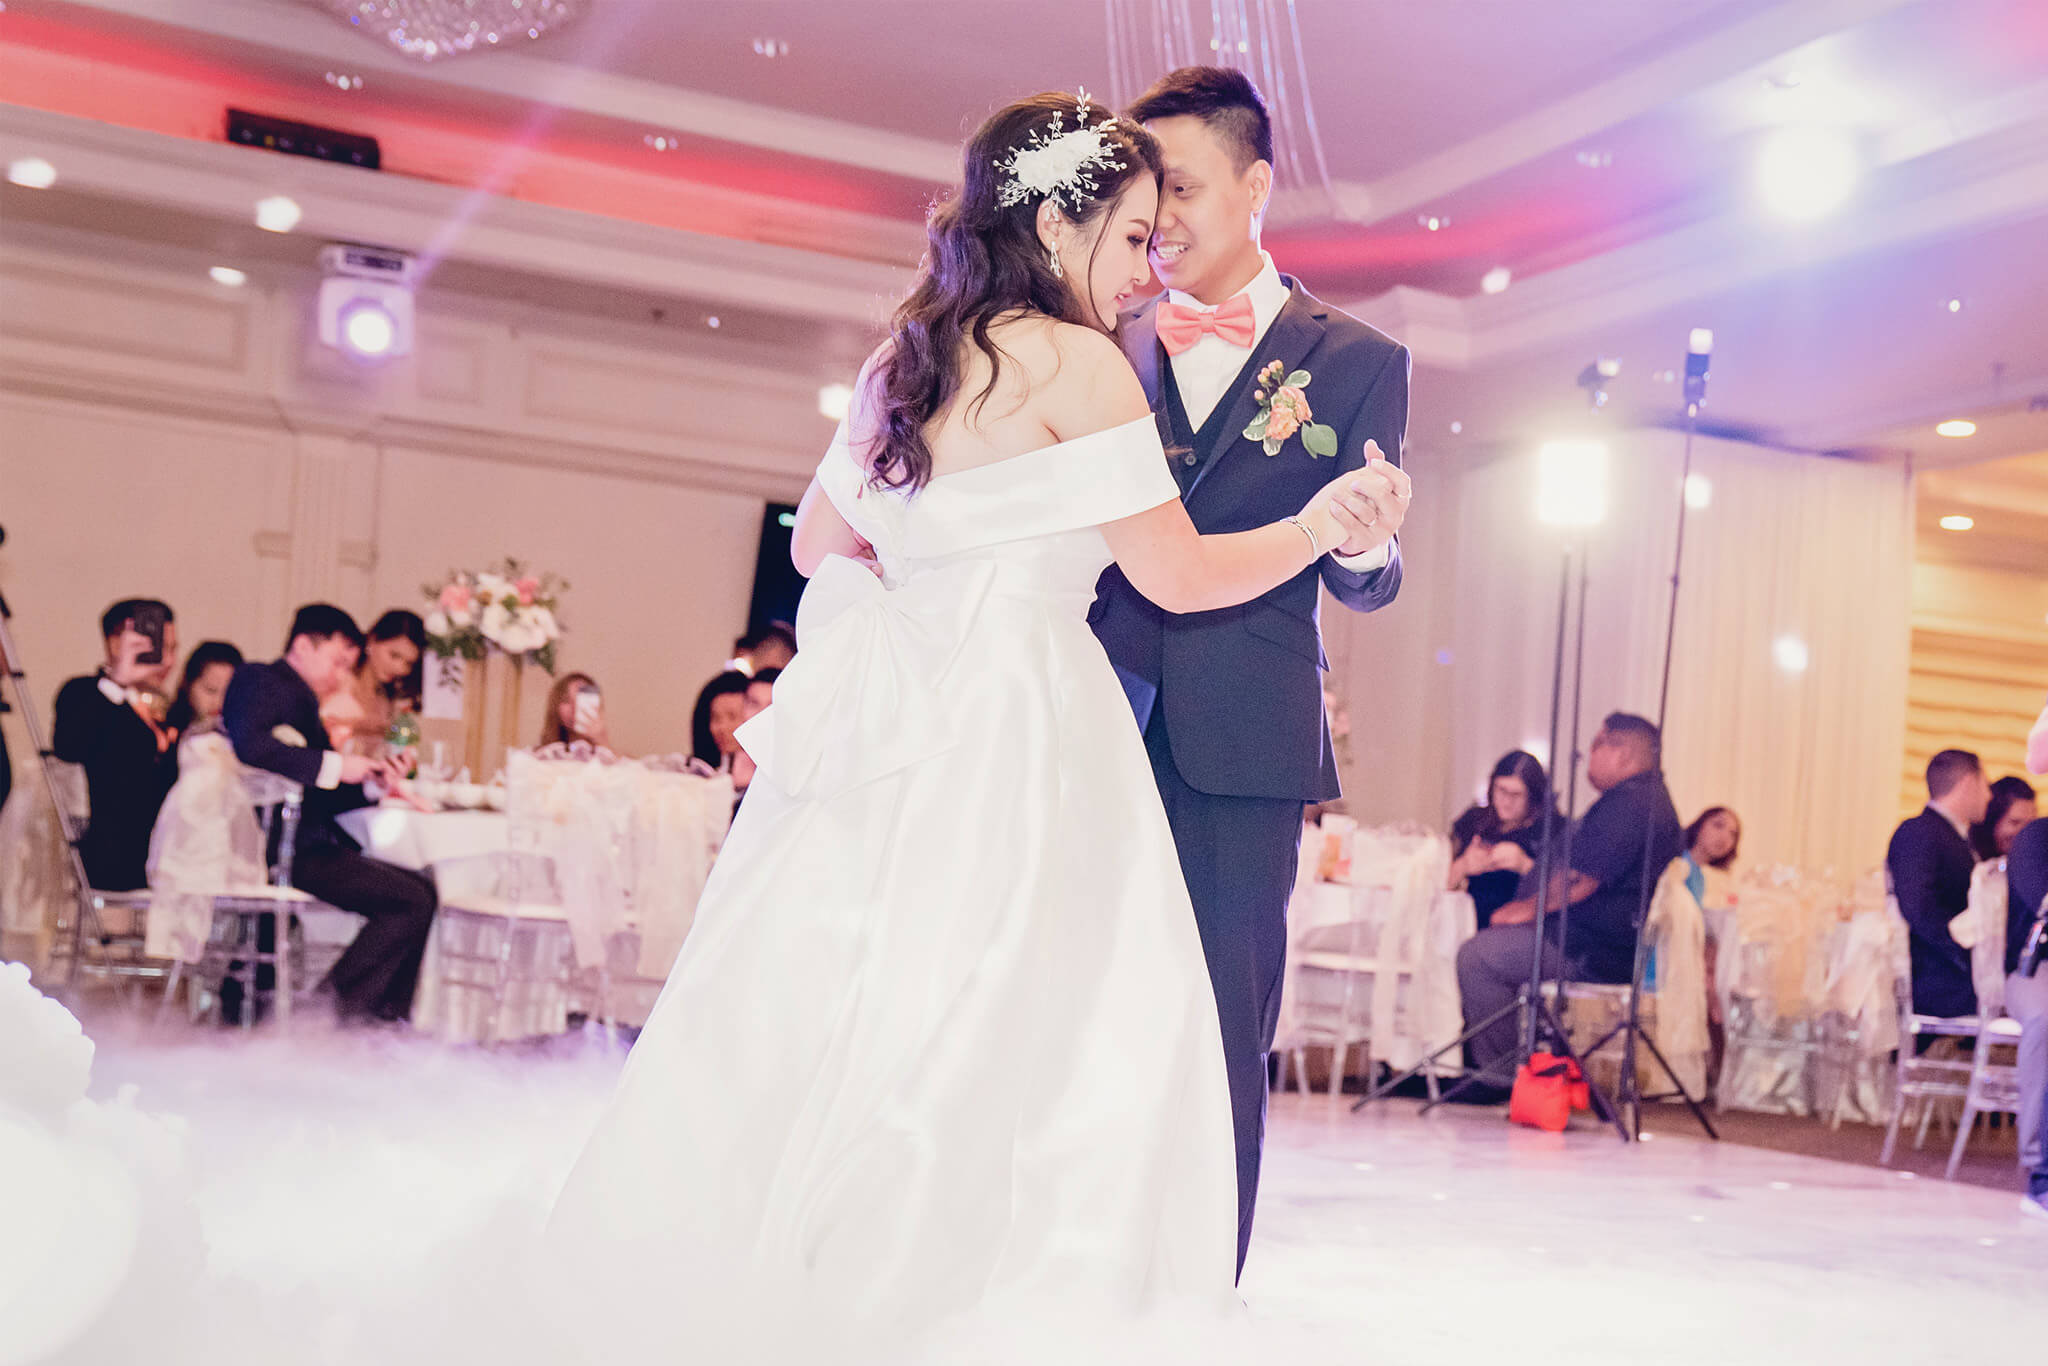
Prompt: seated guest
<box><xmin>727</xmin><ymin>622</ymin><xmax>797</xmax><ymax>679</ymax></box>
<box><xmin>321</xmin><ymin>610</ymin><xmax>424</xmax><ymax>756</ymax></box>
<box><xmin>1447</xmin><ymin>750</ymin><xmax>1563</xmax><ymax>930</ymax></box>
<box><xmin>691</xmin><ymin>670</ymin><xmax>752</xmax><ymax>769</ymax></box>
<box><xmin>2004</xmin><ymin>814</ymin><xmax>2047</xmax><ymax>1219</ymax></box>
<box><xmin>1888</xmin><ymin>749</ymin><xmax>1991</xmax><ymax>1020</ymax></box>
<box><xmin>743</xmin><ymin>666</ymin><xmax>780</xmax><ymax>720</ymax></box>
<box><xmin>224</xmin><ymin>604</ymin><xmax>437</xmax><ymax>1025</ymax></box>
<box><xmin>1455</xmin><ymin>713</ymin><xmax>1682</xmax><ymax>1087</ymax></box>
<box><xmin>53</xmin><ymin>599</ymin><xmax>182</xmax><ymax>891</ymax></box>
<box><xmin>1971</xmin><ymin>775</ymin><xmax>2037</xmax><ymax>863</ymax></box>
<box><xmin>540</xmin><ymin>671</ymin><xmax>610</xmax><ymax>750</ymax></box>
<box><xmin>165</xmin><ymin>641</ymin><xmax>244</xmax><ymax>740</ymax></box>
<box><xmin>1682</xmin><ymin>806</ymin><xmax>1741</xmax><ymax>901</ymax></box>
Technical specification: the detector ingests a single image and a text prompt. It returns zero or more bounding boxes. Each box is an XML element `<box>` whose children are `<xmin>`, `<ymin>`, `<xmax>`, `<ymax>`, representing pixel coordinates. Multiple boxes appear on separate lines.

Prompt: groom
<box><xmin>1091</xmin><ymin>66</ymin><xmax>1412</xmax><ymax>1275</ymax></box>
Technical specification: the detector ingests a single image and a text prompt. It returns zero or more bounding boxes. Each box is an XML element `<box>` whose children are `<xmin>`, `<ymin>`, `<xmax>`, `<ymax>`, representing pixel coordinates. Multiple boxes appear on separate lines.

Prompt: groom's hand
<box><xmin>1328</xmin><ymin>442</ymin><xmax>1411</xmax><ymax>557</ymax></box>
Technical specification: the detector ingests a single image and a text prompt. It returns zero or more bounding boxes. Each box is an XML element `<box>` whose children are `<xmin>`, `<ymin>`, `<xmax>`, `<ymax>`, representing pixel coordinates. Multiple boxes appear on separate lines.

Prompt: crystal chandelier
<box><xmin>311</xmin><ymin>0</ymin><xmax>586</xmax><ymax>62</ymax></box>
<box><xmin>1102</xmin><ymin>0</ymin><xmax>1341</xmax><ymax>217</ymax></box>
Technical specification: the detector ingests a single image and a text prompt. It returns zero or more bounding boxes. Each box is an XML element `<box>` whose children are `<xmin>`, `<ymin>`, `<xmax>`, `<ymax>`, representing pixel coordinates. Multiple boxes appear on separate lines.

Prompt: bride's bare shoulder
<box><xmin>1039</xmin><ymin>324</ymin><xmax>1148</xmax><ymax>441</ymax></box>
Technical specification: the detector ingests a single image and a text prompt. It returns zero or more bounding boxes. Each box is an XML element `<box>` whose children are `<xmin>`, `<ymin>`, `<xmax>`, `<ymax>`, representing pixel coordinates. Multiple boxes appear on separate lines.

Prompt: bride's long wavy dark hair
<box><xmin>864</xmin><ymin>93</ymin><xmax>1163</xmax><ymax>492</ymax></box>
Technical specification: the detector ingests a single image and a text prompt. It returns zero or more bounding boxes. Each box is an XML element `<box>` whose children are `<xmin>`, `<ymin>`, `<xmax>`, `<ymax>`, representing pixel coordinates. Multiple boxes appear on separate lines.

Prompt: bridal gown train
<box><xmin>541</xmin><ymin>416</ymin><xmax>1242</xmax><ymax>1359</ymax></box>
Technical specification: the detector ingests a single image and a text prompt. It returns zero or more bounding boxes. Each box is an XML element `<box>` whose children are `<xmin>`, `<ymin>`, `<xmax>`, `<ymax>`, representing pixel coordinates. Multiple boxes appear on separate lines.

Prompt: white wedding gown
<box><xmin>541</xmin><ymin>416</ymin><xmax>1241</xmax><ymax>1360</ymax></box>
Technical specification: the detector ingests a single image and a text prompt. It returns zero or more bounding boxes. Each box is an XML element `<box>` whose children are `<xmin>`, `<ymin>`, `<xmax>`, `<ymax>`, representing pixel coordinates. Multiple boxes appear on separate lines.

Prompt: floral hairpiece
<box><xmin>994</xmin><ymin>88</ymin><xmax>1127</xmax><ymax>215</ymax></box>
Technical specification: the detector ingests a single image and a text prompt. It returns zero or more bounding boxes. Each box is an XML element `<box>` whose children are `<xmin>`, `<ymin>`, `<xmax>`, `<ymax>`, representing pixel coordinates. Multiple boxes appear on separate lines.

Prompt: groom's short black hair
<box><xmin>1127</xmin><ymin>66</ymin><xmax>1274</xmax><ymax>174</ymax></box>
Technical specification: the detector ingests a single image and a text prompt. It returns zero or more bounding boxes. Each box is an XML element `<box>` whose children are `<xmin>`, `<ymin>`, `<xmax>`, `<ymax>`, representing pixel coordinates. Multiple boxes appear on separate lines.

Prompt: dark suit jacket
<box><xmin>2007</xmin><ymin>816</ymin><xmax>2048</xmax><ymax>977</ymax></box>
<box><xmin>53</xmin><ymin>674</ymin><xmax>179</xmax><ymax>891</ymax></box>
<box><xmin>221</xmin><ymin>659</ymin><xmax>371</xmax><ymax>854</ymax></box>
<box><xmin>1887</xmin><ymin>807</ymin><xmax>1978</xmax><ymax>1018</ymax></box>
<box><xmin>1089</xmin><ymin>280</ymin><xmax>1407</xmax><ymax>802</ymax></box>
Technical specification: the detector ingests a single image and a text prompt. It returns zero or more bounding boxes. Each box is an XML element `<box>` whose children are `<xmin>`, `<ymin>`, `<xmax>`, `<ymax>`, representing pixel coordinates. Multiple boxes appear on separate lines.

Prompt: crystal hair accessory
<box><xmin>994</xmin><ymin>89</ymin><xmax>1128</xmax><ymax>215</ymax></box>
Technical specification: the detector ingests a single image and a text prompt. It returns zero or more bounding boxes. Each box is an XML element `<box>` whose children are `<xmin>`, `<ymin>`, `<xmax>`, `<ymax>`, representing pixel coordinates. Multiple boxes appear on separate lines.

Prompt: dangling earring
<box><xmin>1046</xmin><ymin>246</ymin><xmax>1064</xmax><ymax>280</ymax></box>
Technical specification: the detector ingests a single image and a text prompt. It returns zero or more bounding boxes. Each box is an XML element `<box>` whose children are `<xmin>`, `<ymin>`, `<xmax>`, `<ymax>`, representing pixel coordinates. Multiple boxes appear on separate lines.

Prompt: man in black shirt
<box><xmin>1886</xmin><ymin>749</ymin><xmax>1990</xmax><ymax>1020</ymax></box>
<box><xmin>2004</xmin><ymin>815</ymin><xmax>2047</xmax><ymax>1218</ymax></box>
<box><xmin>52</xmin><ymin>599</ymin><xmax>181</xmax><ymax>890</ymax></box>
<box><xmin>1455</xmin><ymin>713</ymin><xmax>1683</xmax><ymax>1086</ymax></box>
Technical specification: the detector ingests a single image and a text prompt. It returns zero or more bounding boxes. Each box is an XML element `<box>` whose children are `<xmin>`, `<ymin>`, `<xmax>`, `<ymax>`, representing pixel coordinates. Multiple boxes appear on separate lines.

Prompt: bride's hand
<box><xmin>1297</xmin><ymin>468</ymin><xmax>1376</xmax><ymax>558</ymax></box>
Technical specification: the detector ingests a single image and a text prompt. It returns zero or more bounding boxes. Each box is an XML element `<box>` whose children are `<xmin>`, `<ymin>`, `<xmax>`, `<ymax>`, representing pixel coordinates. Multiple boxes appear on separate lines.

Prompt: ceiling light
<box><xmin>1946</xmin><ymin>297</ymin><xmax>1963</xmax><ymax>313</ymax></box>
<box><xmin>1756</xmin><ymin>127</ymin><xmax>1858</xmax><ymax>220</ymax></box>
<box><xmin>1574</xmin><ymin>149</ymin><xmax>1612</xmax><ymax>169</ymax></box>
<box><xmin>1684</xmin><ymin>474</ymin><xmax>1713</xmax><ymax>510</ymax></box>
<box><xmin>1772</xmin><ymin>635</ymin><xmax>1810</xmax><ymax>674</ymax></box>
<box><xmin>339</xmin><ymin>302</ymin><xmax>399</xmax><ymax>358</ymax></box>
<box><xmin>1536</xmin><ymin>441</ymin><xmax>1609</xmax><ymax>529</ymax></box>
<box><xmin>706</xmin><ymin>315</ymin><xmax>721</xmax><ymax>329</ymax></box>
<box><xmin>1481</xmin><ymin>266</ymin><xmax>1512</xmax><ymax>295</ymax></box>
<box><xmin>1938</xmin><ymin>514</ymin><xmax>1974</xmax><ymax>532</ymax></box>
<box><xmin>1449</xmin><ymin>421</ymin><xmax>1463</xmax><ymax>434</ymax></box>
<box><xmin>817</xmin><ymin>382</ymin><xmax>854</xmax><ymax>422</ymax></box>
<box><xmin>1936</xmin><ymin>419</ymin><xmax>1977</xmax><ymax>438</ymax></box>
<box><xmin>254</xmin><ymin>195</ymin><xmax>302</xmax><ymax>233</ymax></box>
<box><xmin>751</xmin><ymin>37</ymin><xmax>789</xmax><ymax>57</ymax></box>
<box><xmin>644</xmin><ymin>134</ymin><xmax>676</xmax><ymax>151</ymax></box>
<box><xmin>208</xmin><ymin>266</ymin><xmax>248</xmax><ymax>288</ymax></box>
<box><xmin>7</xmin><ymin>157</ymin><xmax>56</xmax><ymax>189</ymax></box>
<box><xmin>324</xmin><ymin>72</ymin><xmax>363</xmax><ymax>91</ymax></box>
<box><xmin>1417</xmin><ymin>214</ymin><xmax>1449</xmax><ymax>232</ymax></box>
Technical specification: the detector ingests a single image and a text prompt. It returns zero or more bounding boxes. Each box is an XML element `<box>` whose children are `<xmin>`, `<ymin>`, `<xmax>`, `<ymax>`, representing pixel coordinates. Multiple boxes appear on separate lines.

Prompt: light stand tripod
<box><xmin>1575</xmin><ymin>332</ymin><xmax>1720</xmax><ymax>1143</ymax></box>
<box><xmin>1357</xmin><ymin>453</ymin><xmax>1629</xmax><ymax>1139</ymax></box>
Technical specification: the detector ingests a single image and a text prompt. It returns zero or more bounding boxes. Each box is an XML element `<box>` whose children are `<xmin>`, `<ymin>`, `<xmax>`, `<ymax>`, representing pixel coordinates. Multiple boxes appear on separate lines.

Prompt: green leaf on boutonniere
<box><xmin>1301</xmin><ymin>423</ymin><xmax>1339</xmax><ymax>458</ymax></box>
<box><xmin>1262</xmin><ymin>435</ymin><xmax>1284</xmax><ymax>456</ymax></box>
<box><xmin>1244</xmin><ymin>411</ymin><xmax>1271</xmax><ymax>440</ymax></box>
<box><xmin>1285</xmin><ymin>370</ymin><xmax>1312</xmax><ymax>389</ymax></box>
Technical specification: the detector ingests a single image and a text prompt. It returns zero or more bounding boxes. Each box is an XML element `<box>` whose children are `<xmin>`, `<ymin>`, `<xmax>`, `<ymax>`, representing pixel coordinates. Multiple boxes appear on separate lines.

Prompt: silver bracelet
<box><xmin>1285</xmin><ymin>515</ymin><xmax>1322</xmax><ymax>559</ymax></box>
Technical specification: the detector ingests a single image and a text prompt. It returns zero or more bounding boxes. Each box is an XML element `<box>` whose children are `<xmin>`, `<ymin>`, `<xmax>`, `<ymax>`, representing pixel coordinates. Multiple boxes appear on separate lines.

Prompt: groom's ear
<box><xmin>1246</xmin><ymin>159</ymin><xmax>1274</xmax><ymax>222</ymax></box>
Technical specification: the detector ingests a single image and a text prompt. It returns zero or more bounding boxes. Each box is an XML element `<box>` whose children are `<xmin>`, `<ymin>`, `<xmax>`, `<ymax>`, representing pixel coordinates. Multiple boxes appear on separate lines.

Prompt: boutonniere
<box><xmin>1244</xmin><ymin>360</ymin><xmax>1339</xmax><ymax>458</ymax></box>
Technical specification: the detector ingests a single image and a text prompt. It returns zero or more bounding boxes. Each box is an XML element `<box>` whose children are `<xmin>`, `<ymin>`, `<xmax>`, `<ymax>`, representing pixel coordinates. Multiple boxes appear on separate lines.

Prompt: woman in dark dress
<box><xmin>1448</xmin><ymin>750</ymin><xmax>1563</xmax><ymax>929</ymax></box>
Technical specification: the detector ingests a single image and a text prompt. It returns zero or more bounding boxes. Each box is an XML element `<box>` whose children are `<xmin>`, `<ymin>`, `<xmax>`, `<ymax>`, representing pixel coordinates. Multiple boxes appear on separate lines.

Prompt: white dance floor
<box><xmin>64</xmin><ymin>1020</ymin><xmax>2042</xmax><ymax>1365</ymax></box>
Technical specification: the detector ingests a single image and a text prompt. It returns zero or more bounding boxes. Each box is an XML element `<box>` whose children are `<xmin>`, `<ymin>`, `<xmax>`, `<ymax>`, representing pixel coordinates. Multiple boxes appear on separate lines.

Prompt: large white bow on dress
<box><xmin>736</xmin><ymin>554</ymin><xmax>996</xmax><ymax>801</ymax></box>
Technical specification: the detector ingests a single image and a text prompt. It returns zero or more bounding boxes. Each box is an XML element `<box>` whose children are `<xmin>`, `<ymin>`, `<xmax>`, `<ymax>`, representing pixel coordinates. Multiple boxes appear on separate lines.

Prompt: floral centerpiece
<box><xmin>422</xmin><ymin>559</ymin><xmax>567</xmax><ymax>673</ymax></box>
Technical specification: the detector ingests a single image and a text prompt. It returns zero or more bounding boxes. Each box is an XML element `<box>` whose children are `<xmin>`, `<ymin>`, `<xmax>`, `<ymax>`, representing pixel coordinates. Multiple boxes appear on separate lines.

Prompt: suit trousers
<box><xmin>2006</xmin><ymin>968</ymin><xmax>2048</xmax><ymax>1192</ymax></box>
<box><xmin>294</xmin><ymin>847</ymin><xmax>438</xmax><ymax>1022</ymax></box>
<box><xmin>1142</xmin><ymin>707</ymin><xmax>1304</xmax><ymax>1279</ymax></box>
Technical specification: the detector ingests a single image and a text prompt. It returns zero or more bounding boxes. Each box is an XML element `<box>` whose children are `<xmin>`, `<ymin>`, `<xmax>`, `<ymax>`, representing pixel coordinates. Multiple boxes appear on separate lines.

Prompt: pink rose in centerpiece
<box><xmin>438</xmin><ymin>582</ymin><xmax>473</xmax><ymax>614</ymax></box>
<box><xmin>515</xmin><ymin>576</ymin><xmax>540</xmax><ymax>606</ymax></box>
<box><xmin>1265</xmin><ymin>385</ymin><xmax>1310</xmax><ymax>442</ymax></box>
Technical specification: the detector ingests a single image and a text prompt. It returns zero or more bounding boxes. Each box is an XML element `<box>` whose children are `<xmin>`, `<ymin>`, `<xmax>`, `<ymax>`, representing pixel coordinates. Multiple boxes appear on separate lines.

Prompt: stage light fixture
<box><xmin>1684</xmin><ymin>474</ymin><xmax>1713</xmax><ymax>509</ymax></box>
<box><xmin>1536</xmin><ymin>440</ymin><xmax>1609</xmax><ymax>529</ymax></box>
<box><xmin>1772</xmin><ymin>635</ymin><xmax>1810</xmax><ymax>673</ymax></box>
<box><xmin>255</xmin><ymin>195</ymin><xmax>302</xmax><ymax>233</ymax></box>
<box><xmin>816</xmin><ymin>382</ymin><xmax>854</xmax><ymax>421</ymax></box>
<box><xmin>7</xmin><ymin>157</ymin><xmax>56</xmax><ymax>189</ymax></box>
<box><xmin>317</xmin><ymin>242</ymin><xmax>416</xmax><ymax>361</ymax></box>
<box><xmin>1481</xmin><ymin>266</ymin><xmax>1512</xmax><ymax>294</ymax></box>
<box><xmin>1756</xmin><ymin>127</ymin><xmax>1857</xmax><ymax>220</ymax></box>
<box><xmin>1935</xmin><ymin>419</ymin><xmax>1976</xmax><ymax>438</ymax></box>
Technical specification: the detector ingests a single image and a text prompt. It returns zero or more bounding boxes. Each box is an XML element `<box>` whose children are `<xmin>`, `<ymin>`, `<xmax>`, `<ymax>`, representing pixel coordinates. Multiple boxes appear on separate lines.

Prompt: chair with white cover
<box><xmin>1273</xmin><ymin>825</ymin><xmax>1455</xmax><ymax>1100</ymax></box>
<box><xmin>1945</xmin><ymin>1013</ymin><xmax>2024</xmax><ymax>1180</ymax></box>
<box><xmin>25</xmin><ymin>758</ymin><xmax>162</xmax><ymax>1000</ymax></box>
<box><xmin>151</xmin><ymin>743</ymin><xmax>334</xmax><ymax>1031</ymax></box>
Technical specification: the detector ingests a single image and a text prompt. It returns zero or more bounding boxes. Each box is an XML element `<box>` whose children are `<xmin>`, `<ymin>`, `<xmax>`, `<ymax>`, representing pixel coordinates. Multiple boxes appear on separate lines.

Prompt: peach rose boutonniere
<box><xmin>1244</xmin><ymin>359</ymin><xmax>1339</xmax><ymax>458</ymax></box>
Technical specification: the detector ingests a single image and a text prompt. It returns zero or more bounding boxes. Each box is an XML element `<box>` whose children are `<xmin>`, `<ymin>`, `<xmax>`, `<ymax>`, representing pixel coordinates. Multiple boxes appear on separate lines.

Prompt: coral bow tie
<box><xmin>1156</xmin><ymin>294</ymin><xmax>1256</xmax><ymax>355</ymax></box>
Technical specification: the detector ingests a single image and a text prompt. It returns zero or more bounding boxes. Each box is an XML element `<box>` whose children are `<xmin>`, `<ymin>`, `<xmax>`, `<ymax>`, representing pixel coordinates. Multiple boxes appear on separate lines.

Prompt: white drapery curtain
<box><xmin>1447</xmin><ymin>432</ymin><xmax>1911</xmax><ymax>878</ymax></box>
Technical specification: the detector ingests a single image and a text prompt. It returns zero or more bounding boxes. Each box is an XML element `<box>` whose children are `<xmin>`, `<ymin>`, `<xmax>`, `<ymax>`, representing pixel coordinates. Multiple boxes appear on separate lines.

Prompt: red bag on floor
<box><xmin>1509</xmin><ymin>1052</ymin><xmax>1588</xmax><ymax>1132</ymax></box>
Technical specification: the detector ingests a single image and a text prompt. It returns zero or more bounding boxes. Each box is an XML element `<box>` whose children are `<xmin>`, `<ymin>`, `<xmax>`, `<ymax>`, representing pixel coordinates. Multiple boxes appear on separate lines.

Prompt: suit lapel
<box><xmin>1186</xmin><ymin>284</ymin><xmax>1327</xmax><ymax>501</ymax></box>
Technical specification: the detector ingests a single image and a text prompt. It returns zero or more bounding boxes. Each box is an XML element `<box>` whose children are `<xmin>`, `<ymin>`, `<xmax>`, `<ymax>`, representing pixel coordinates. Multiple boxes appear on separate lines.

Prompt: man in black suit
<box><xmin>1090</xmin><ymin>67</ymin><xmax>1411</xmax><ymax>1275</ymax></box>
<box><xmin>1887</xmin><ymin>749</ymin><xmax>1991</xmax><ymax>1021</ymax></box>
<box><xmin>2004</xmin><ymin>814</ymin><xmax>2048</xmax><ymax>1219</ymax></box>
<box><xmin>53</xmin><ymin>598</ymin><xmax>182</xmax><ymax>891</ymax></box>
<box><xmin>223</xmin><ymin>603</ymin><xmax>437</xmax><ymax>1023</ymax></box>
<box><xmin>1456</xmin><ymin>714</ymin><xmax>1684</xmax><ymax>1087</ymax></box>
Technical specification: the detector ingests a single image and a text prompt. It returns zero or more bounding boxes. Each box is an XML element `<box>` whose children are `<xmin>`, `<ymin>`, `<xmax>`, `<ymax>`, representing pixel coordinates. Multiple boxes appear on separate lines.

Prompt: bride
<box><xmin>540</xmin><ymin>91</ymin><xmax>1379</xmax><ymax>1360</ymax></box>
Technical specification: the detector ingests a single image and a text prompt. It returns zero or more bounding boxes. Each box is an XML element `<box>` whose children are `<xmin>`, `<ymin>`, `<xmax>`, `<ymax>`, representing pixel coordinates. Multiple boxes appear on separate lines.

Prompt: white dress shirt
<box><xmin>1163</xmin><ymin>251</ymin><xmax>1391</xmax><ymax>571</ymax></box>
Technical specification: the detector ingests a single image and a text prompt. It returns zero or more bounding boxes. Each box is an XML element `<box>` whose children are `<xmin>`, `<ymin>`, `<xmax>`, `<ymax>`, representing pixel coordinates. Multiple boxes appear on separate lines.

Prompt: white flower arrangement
<box><xmin>995</xmin><ymin>89</ymin><xmax>1127</xmax><ymax>215</ymax></box>
<box><xmin>422</xmin><ymin>558</ymin><xmax>567</xmax><ymax>672</ymax></box>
